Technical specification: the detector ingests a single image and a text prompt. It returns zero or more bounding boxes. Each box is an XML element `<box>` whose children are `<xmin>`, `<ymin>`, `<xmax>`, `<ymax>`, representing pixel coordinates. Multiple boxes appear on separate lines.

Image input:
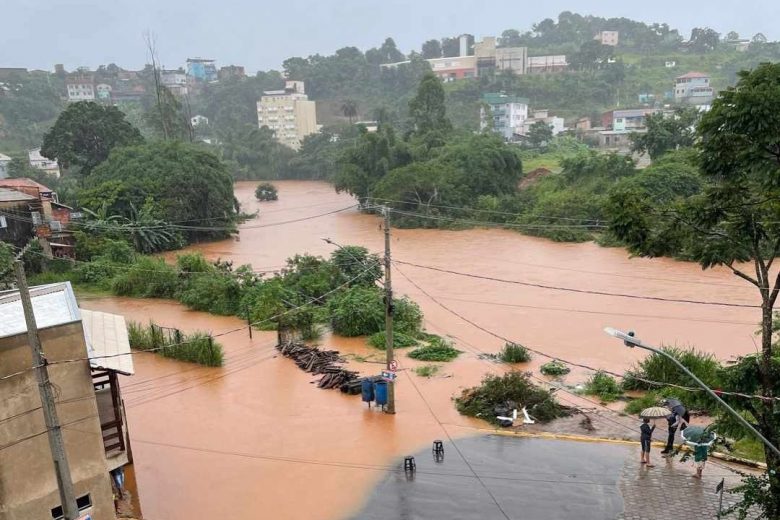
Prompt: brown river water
<box><xmin>80</xmin><ymin>181</ymin><xmax>763</xmax><ymax>519</ymax></box>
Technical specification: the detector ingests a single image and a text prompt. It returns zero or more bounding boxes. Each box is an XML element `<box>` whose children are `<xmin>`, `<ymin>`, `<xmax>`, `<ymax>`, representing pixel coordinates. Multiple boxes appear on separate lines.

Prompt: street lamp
<box><xmin>604</xmin><ymin>327</ymin><xmax>780</xmax><ymax>459</ymax></box>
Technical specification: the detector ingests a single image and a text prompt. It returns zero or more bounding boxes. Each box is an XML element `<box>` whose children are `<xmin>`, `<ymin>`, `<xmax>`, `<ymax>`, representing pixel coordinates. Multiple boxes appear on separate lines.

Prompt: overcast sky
<box><xmin>3</xmin><ymin>0</ymin><xmax>779</xmax><ymax>73</ymax></box>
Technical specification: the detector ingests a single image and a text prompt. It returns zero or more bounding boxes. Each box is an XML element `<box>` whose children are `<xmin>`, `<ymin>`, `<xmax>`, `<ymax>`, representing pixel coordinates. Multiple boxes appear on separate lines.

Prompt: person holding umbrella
<box><xmin>681</xmin><ymin>426</ymin><xmax>716</xmax><ymax>479</ymax></box>
<box><xmin>639</xmin><ymin>406</ymin><xmax>668</xmax><ymax>467</ymax></box>
<box><xmin>661</xmin><ymin>411</ymin><xmax>679</xmax><ymax>455</ymax></box>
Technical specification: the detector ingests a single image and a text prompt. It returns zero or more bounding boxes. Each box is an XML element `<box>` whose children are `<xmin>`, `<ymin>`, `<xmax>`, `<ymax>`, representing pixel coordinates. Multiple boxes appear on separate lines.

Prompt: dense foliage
<box><xmin>127</xmin><ymin>320</ymin><xmax>224</xmax><ymax>367</ymax></box>
<box><xmin>455</xmin><ymin>371</ymin><xmax>566</xmax><ymax>424</ymax></box>
<box><xmin>41</xmin><ymin>101</ymin><xmax>144</xmax><ymax>174</ymax></box>
<box><xmin>255</xmin><ymin>182</ymin><xmax>278</xmax><ymax>201</ymax></box>
<box><xmin>80</xmin><ymin>141</ymin><xmax>237</xmax><ymax>243</ymax></box>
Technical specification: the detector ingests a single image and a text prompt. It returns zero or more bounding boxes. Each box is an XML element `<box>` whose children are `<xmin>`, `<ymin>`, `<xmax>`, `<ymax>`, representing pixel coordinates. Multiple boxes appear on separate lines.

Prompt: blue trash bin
<box><xmin>374</xmin><ymin>381</ymin><xmax>388</xmax><ymax>406</ymax></box>
<box><xmin>361</xmin><ymin>379</ymin><xmax>375</xmax><ymax>403</ymax></box>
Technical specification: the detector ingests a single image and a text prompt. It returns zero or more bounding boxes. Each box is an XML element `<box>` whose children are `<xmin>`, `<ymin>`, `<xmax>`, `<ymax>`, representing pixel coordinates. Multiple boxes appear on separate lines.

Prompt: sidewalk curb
<box><xmin>457</xmin><ymin>426</ymin><xmax>767</xmax><ymax>470</ymax></box>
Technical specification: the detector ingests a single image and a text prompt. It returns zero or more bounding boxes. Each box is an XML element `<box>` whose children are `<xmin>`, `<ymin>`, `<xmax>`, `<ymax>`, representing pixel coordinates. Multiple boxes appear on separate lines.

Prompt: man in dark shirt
<box><xmin>661</xmin><ymin>413</ymin><xmax>678</xmax><ymax>454</ymax></box>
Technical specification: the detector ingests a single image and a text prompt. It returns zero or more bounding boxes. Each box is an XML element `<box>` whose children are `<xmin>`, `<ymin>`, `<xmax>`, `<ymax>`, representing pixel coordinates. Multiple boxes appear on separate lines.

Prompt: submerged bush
<box><xmin>327</xmin><ymin>286</ymin><xmax>384</xmax><ymax>336</ymax></box>
<box><xmin>413</xmin><ymin>364</ymin><xmax>440</xmax><ymax>378</ymax></box>
<box><xmin>499</xmin><ymin>342</ymin><xmax>532</xmax><ymax>363</ymax></box>
<box><xmin>540</xmin><ymin>360</ymin><xmax>570</xmax><ymax>376</ymax></box>
<box><xmin>583</xmin><ymin>371</ymin><xmax>623</xmax><ymax>402</ymax></box>
<box><xmin>367</xmin><ymin>331</ymin><xmax>418</xmax><ymax>350</ymax></box>
<box><xmin>408</xmin><ymin>337</ymin><xmax>460</xmax><ymax>362</ymax></box>
<box><xmin>456</xmin><ymin>371</ymin><xmax>566</xmax><ymax>424</ymax></box>
<box><xmin>255</xmin><ymin>182</ymin><xmax>278</xmax><ymax>201</ymax></box>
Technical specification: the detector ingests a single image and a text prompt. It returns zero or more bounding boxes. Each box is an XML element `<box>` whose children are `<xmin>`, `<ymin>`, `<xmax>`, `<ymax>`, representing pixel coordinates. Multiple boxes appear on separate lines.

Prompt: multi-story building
<box><xmin>28</xmin><ymin>148</ymin><xmax>60</xmax><ymax>177</ymax></box>
<box><xmin>186</xmin><ymin>58</ymin><xmax>218</xmax><ymax>82</ymax></box>
<box><xmin>65</xmin><ymin>74</ymin><xmax>95</xmax><ymax>102</ymax></box>
<box><xmin>0</xmin><ymin>281</ymin><xmax>136</xmax><ymax>520</ymax></box>
<box><xmin>595</xmin><ymin>31</ymin><xmax>620</xmax><ymax>46</ymax></box>
<box><xmin>674</xmin><ymin>72</ymin><xmax>714</xmax><ymax>105</ymax></box>
<box><xmin>95</xmin><ymin>83</ymin><xmax>112</xmax><ymax>103</ymax></box>
<box><xmin>526</xmin><ymin>55</ymin><xmax>568</xmax><ymax>74</ymax></box>
<box><xmin>473</xmin><ymin>36</ymin><xmax>527</xmax><ymax>75</ymax></box>
<box><xmin>480</xmin><ymin>93</ymin><xmax>529</xmax><ymax>141</ymax></box>
<box><xmin>257</xmin><ymin>81</ymin><xmax>318</xmax><ymax>150</ymax></box>
<box><xmin>161</xmin><ymin>70</ymin><xmax>189</xmax><ymax>96</ymax></box>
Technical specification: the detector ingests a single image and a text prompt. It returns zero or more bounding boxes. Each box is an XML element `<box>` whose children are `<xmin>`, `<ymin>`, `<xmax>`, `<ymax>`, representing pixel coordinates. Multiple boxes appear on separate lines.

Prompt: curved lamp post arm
<box><xmin>604</xmin><ymin>327</ymin><xmax>780</xmax><ymax>459</ymax></box>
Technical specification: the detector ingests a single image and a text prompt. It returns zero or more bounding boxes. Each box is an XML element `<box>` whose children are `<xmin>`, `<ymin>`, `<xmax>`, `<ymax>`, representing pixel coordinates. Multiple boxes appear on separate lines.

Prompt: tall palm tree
<box><xmin>340</xmin><ymin>99</ymin><xmax>358</xmax><ymax>124</ymax></box>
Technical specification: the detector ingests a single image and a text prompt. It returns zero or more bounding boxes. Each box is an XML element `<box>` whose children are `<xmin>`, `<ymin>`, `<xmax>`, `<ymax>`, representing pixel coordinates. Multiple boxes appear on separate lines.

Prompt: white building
<box><xmin>257</xmin><ymin>81</ymin><xmax>318</xmax><ymax>150</ymax></box>
<box><xmin>66</xmin><ymin>75</ymin><xmax>95</xmax><ymax>102</ymax></box>
<box><xmin>28</xmin><ymin>148</ymin><xmax>60</xmax><ymax>177</ymax></box>
<box><xmin>480</xmin><ymin>93</ymin><xmax>529</xmax><ymax>141</ymax></box>
<box><xmin>0</xmin><ymin>153</ymin><xmax>11</xmax><ymax>179</ymax></box>
<box><xmin>191</xmin><ymin>115</ymin><xmax>209</xmax><ymax>127</ymax></box>
<box><xmin>522</xmin><ymin>109</ymin><xmax>565</xmax><ymax>136</ymax></box>
<box><xmin>161</xmin><ymin>70</ymin><xmax>188</xmax><ymax>96</ymax></box>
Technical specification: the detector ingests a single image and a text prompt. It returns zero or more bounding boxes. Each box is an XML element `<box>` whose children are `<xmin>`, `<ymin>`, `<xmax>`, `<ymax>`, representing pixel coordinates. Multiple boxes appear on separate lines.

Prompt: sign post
<box><xmin>716</xmin><ymin>478</ymin><xmax>725</xmax><ymax>519</ymax></box>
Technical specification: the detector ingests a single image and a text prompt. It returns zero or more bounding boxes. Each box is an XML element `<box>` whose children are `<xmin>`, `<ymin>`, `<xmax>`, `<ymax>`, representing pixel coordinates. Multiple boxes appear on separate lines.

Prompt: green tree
<box><xmin>689</xmin><ymin>27</ymin><xmax>720</xmax><ymax>53</ymax></box>
<box><xmin>408</xmin><ymin>72</ymin><xmax>452</xmax><ymax>136</ymax></box>
<box><xmin>526</xmin><ymin>121</ymin><xmax>554</xmax><ymax>149</ymax></box>
<box><xmin>330</xmin><ymin>245</ymin><xmax>382</xmax><ymax>287</ymax></box>
<box><xmin>441</xmin><ymin>37</ymin><xmax>460</xmax><ymax>58</ymax></box>
<box><xmin>499</xmin><ymin>29</ymin><xmax>523</xmax><ymax>48</ymax></box>
<box><xmin>41</xmin><ymin>101</ymin><xmax>143</xmax><ymax>174</ymax></box>
<box><xmin>630</xmin><ymin>108</ymin><xmax>699</xmax><ymax>160</ymax></box>
<box><xmin>143</xmin><ymin>86</ymin><xmax>193</xmax><ymax>141</ymax></box>
<box><xmin>607</xmin><ymin>64</ymin><xmax>780</xmax><ymax>516</ymax></box>
<box><xmin>80</xmin><ymin>141</ymin><xmax>237</xmax><ymax>243</ymax></box>
<box><xmin>421</xmin><ymin>39</ymin><xmax>442</xmax><ymax>59</ymax></box>
<box><xmin>340</xmin><ymin>99</ymin><xmax>358</xmax><ymax>124</ymax></box>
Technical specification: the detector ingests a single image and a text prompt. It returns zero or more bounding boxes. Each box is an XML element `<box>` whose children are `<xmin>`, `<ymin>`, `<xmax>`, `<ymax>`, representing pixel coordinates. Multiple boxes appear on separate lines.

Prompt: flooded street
<box><xmin>81</xmin><ymin>180</ymin><xmax>763</xmax><ymax>519</ymax></box>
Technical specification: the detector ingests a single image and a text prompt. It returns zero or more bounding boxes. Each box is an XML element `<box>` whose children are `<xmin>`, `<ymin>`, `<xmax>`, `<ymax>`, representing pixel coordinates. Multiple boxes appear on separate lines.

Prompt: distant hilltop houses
<box><xmin>381</xmin><ymin>33</ymin><xmax>570</xmax><ymax>81</ymax></box>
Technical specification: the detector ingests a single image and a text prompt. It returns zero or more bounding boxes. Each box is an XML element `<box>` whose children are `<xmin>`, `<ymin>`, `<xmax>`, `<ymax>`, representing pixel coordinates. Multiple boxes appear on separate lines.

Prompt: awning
<box><xmin>80</xmin><ymin>309</ymin><xmax>135</xmax><ymax>376</ymax></box>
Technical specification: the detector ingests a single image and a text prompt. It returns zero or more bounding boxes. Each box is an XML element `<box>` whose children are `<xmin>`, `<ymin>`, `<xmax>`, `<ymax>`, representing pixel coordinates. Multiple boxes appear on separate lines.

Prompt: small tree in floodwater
<box><xmin>606</xmin><ymin>63</ymin><xmax>780</xmax><ymax>518</ymax></box>
<box><xmin>255</xmin><ymin>182</ymin><xmax>278</xmax><ymax>201</ymax></box>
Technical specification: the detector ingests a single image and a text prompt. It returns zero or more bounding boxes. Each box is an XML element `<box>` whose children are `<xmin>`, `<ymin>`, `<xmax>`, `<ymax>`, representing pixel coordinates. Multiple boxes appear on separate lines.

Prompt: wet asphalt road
<box><xmin>351</xmin><ymin>435</ymin><xmax>631</xmax><ymax>520</ymax></box>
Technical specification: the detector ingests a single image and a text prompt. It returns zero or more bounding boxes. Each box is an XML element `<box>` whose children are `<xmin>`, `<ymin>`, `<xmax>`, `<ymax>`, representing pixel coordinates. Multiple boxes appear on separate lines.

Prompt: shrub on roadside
<box><xmin>111</xmin><ymin>256</ymin><xmax>180</xmax><ymax>298</ymax></box>
<box><xmin>327</xmin><ymin>286</ymin><xmax>384</xmax><ymax>336</ymax></box>
<box><xmin>623</xmin><ymin>391</ymin><xmax>663</xmax><ymax>415</ymax></box>
<box><xmin>583</xmin><ymin>371</ymin><xmax>623</xmax><ymax>402</ymax></box>
<box><xmin>455</xmin><ymin>371</ymin><xmax>566</xmax><ymax>424</ymax></box>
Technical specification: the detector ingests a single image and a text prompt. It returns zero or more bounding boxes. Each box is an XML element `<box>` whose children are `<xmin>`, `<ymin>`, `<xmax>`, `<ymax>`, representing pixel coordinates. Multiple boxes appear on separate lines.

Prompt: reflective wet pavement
<box><xmin>351</xmin><ymin>436</ymin><xmax>629</xmax><ymax>520</ymax></box>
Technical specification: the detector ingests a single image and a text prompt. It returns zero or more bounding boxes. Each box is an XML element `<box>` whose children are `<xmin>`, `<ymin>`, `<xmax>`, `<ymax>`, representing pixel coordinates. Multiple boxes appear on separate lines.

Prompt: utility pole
<box><xmin>383</xmin><ymin>207</ymin><xmax>396</xmax><ymax>414</ymax></box>
<box><xmin>14</xmin><ymin>261</ymin><xmax>78</xmax><ymax>519</ymax></box>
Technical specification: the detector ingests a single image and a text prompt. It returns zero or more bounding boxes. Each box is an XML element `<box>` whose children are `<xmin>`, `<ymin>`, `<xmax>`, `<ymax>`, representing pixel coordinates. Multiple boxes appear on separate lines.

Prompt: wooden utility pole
<box><xmin>14</xmin><ymin>261</ymin><xmax>78</xmax><ymax>519</ymax></box>
<box><xmin>383</xmin><ymin>207</ymin><xmax>396</xmax><ymax>414</ymax></box>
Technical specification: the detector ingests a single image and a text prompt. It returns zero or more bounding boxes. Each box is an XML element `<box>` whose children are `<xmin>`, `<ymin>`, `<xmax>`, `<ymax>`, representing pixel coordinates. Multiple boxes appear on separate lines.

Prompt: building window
<box><xmin>51</xmin><ymin>494</ymin><xmax>92</xmax><ymax>519</ymax></box>
<box><xmin>0</xmin><ymin>215</ymin><xmax>6</xmax><ymax>228</ymax></box>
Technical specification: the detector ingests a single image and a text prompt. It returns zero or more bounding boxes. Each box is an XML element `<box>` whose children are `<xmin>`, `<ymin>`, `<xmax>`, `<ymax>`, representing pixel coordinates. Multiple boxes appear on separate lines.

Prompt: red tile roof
<box><xmin>676</xmin><ymin>71</ymin><xmax>709</xmax><ymax>79</ymax></box>
<box><xmin>0</xmin><ymin>178</ymin><xmax>53</xmax><ymax>193</ymax></box>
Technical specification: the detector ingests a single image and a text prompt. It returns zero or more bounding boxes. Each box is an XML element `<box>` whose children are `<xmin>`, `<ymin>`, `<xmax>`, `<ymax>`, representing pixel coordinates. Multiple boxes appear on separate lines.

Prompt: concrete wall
<box><xmin>0</xmin><ymin>322</ymin><xmax>115</xmax><ymax>520</ymax></box>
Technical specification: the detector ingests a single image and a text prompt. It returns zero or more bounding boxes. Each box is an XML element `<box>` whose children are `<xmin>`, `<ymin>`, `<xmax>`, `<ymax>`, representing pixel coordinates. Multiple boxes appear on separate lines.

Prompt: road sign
<box><xmin>389</xmin><ymin>360</ymin><xmax>398</xmax><ymax>372</ymax></box>
<box><xmin>381</xmin><ymin>370</ymin><xmax>397</xmax><ymax>381</ymax></box>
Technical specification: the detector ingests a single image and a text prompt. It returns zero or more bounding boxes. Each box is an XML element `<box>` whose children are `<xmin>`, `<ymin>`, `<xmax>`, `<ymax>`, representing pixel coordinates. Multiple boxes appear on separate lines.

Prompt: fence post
<box><xmin>246</xmin><ymin>307</ymin><xmax>252</xmax><ymax>340</ymax></box>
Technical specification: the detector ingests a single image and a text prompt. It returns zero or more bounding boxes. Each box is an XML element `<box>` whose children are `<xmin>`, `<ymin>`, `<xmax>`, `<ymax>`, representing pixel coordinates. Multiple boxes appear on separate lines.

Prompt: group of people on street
<box><xmin>640</xmin><ymin>399</ymin><xmax>706</xmax><ymax>477</ymax></box>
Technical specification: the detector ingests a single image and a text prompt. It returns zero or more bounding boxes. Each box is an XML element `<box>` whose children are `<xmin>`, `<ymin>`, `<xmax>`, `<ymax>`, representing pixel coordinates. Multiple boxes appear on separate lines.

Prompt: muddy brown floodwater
<box><xmin>81</xmin><ymin>181</ymin><xmax>764</xmax><ymax>519</ymax></box>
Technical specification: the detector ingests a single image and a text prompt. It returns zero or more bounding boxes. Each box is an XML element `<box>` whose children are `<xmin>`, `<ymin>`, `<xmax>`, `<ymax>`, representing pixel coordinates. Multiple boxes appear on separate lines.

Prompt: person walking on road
<box><xmin>693</xmin><ymin>443</ymin><xmax>708</xmax><ymax>478</ymax></box>
<box><xmin>640</xmin><ymin>418</ymin><xmax>656</xmax><ymax>467</ymax></box>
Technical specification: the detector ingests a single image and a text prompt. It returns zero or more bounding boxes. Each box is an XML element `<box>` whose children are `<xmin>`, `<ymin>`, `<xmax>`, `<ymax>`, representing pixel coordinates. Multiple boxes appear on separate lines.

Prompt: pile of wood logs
<box><xmin>277</xmin><ymin>342</ymin><xmax>360</xmax><ymax>391</ymax></box>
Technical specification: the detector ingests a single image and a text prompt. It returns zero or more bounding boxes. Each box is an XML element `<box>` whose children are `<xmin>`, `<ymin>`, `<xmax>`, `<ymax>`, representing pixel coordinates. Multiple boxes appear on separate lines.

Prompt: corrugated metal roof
<box><xmin>0</xmin><ymin>187</ymin><xmax>36</xmax><ymax>202</ymax></box>
<box><xmin>0</xmin><ymin>177</ymin><xmax>53</xmax><ymax>192</ymax></box>
<box><xmin>0</xmin><ymin>282</ymin><xmax>81</xmax><ymax>338</ymax></box>
<box><xmin>81</xmin><ymin>310</ymin><xmax>134</xmax><ymax>376</ymax></box>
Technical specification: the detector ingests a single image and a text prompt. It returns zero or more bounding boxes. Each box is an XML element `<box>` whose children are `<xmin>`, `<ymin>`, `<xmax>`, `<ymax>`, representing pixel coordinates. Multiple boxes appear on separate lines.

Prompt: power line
<box><xmin>386</xmin><ymin>208</ymin><xmax>607</xmax><ymax>231</ymax></box>
<box><xmin>393</xmin><ymin>259</ymin><xmax>759</xmax><ymax>309</ymax></box>
<box><xmin>393</xmin><ymin>263</ymin><xmax>779</xmax><ymax>403</ymax></box>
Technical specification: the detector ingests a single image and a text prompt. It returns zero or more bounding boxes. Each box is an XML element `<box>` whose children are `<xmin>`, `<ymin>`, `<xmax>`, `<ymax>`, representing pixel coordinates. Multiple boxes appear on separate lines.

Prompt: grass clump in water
<box><xmin>456</xmin><ymin>371</ymin><xmax>566</xmax><ymax>424</ymax></box>
<box><xmin>126</xmin><ymin>321</ymin><xmax>224</xmax><ymax>367</ymax></box>
<box><xmin>367</xmin><ymin>331</ymin><xmax>418</xmax><ymax>350</ymax></box>
<box><xmin>498</xmin><ymin>342</ymin><xmax>532</xmax><ymax>363</ymax></box>
<box><xmin>408</xmin><ymin>337</ymin><xmax>460</xmax><ymax>362</ymax></box>
<box><xmin>540</xmin><ymin>360</ymin><xmax>570</xmax><ymax>376</ymax></box>
<box><xmin>582</xmin><ymin>371</ymin><xmax>623</xmax><ymax>402</ymax></box>
<box><xmin>413</xmin><ymin>364</ymin><xmax>441</xmax><ymax>378</ymax></box>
